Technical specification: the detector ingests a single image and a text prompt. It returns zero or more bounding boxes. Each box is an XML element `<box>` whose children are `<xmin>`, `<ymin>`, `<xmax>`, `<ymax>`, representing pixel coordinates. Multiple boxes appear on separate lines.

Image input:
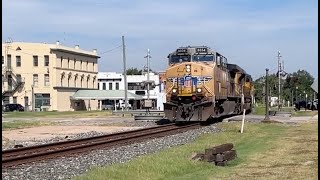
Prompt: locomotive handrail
<box><xmin>203</xmin><ymin>84</ymin><xmax>214</xmax><ymax>96</ymax></box>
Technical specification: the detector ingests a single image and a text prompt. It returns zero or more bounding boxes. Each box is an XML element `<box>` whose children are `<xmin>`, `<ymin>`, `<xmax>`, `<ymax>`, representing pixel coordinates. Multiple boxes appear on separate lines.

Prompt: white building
<box><xmin>97</xmin><ymin>72</ymin><xmax>166</xmax><ymax>110</ymax></box>
<box><xmin>270</xmin><ymin>97</ymin><xmax>278</xmax><ymax>107</ymax></box>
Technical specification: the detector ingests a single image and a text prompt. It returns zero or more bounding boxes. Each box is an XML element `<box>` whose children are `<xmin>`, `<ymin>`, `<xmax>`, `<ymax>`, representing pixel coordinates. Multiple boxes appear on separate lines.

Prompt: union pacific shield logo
<box><xmin>184</xmin><ymin>76</ymin><xmax>192</xmax><ymax>87</ymax></box>
<box><xmin>177</xmin><ymin>76</ymin><xmax>198</xmax><ymax>87</ymax></box>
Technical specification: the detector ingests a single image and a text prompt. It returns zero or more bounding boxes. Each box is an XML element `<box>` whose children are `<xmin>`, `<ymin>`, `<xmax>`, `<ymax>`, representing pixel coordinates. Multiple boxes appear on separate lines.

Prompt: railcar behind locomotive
<box><xmin>163</xmin><ymin>46</ymin><xmax>253</xmax><ymax>123</ymax></box>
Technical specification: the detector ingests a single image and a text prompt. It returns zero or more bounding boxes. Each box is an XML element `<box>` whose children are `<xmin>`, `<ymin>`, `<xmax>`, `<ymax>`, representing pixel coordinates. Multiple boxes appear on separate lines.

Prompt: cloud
<box><xmin>2</xmin><ymin>0</ymin><xmax>318</xmax><ymax>78</ymax></box>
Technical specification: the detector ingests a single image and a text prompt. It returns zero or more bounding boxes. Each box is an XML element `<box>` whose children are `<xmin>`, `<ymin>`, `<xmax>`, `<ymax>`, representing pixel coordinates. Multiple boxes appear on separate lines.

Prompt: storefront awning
<box><xmin>70</xmin><ymin>90</ymin><xmax>144</xmax><ymax>100</ymax></box>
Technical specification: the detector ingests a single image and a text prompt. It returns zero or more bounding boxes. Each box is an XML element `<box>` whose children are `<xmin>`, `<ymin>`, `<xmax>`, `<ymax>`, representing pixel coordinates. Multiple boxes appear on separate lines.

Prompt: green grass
<box><xmin>74</xmin><ymin>122</ymin><xmax>292</xmax><ymax>180</ymax></box>
<box><xmin>2</xmin><ymin>120</ymin><xmax>55</xmax><ymax>130</ymax></box>
<box><xmin>291</xmin><ymin>110</ymin><xmax>318</xmax><ymax>117</ymax></box>
<box><xmin>253</xmin><ymin>106</ymin><xmax>266</xmax><ymax>115</ymax></box>
<box><xmin>2</xmin><ymin>110</ymin><xmax>115</xmax><ymax>118</ymax></box>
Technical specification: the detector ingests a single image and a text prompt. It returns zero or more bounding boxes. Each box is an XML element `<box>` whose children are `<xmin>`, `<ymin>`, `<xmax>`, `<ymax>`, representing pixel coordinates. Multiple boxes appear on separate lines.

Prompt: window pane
<box><xmin>44</xmin><ymin>55</ymin><xmax>49</xmax><ymax>66</ymax></box>
<box><xmin>44</xmin><ymin>74</ymin><xmax>50</xmax><ymax>86</ymax></box>
<box><xmin>33</xmin><ymin>56</ymin><xmax>38</xmax><ymax>66</ymax></box>
<box><xmin>33</xmin><ymin>74</ymin><xmax>38</xmax><ymax>86</ymax></box>
<box><xmin>16</xmin><ymin>56</ymin><xmax>21</xmax><ymax>67</ymax></box>
<box><xmin>16</xmin><ymin>74</ymin><xmax>22</xmax><ymax>82</ymax></box>
<box><xmin>7</xmin><ymin>55</ymin><xmax>11</xmax><ymax>68</ymax></box>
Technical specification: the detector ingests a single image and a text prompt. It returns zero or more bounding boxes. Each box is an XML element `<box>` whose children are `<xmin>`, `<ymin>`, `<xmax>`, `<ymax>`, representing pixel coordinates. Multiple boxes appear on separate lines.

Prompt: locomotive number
<box><xmin>176</xmin><ymin>48</ymin><xmax>187</xmax><ymax>53</ymax></box>
<box><xmin>196</xmin><ymin>48</ymin><xmax>207</xmax><ymax>53</ymax></box>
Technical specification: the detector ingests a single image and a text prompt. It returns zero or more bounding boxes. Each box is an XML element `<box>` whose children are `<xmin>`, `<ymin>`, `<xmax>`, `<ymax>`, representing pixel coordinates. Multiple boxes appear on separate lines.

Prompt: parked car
<box><xmin>3</xmin><ymin>103</ymin><xmax>25</xmax><ymax>112</ymax></box>
<box><xmin>117</xmin><ymin>102</ymin><xmax>132</xmax><ymax>109</ymax></box>
<box><xmin>294</xmin><ymin>101</ymin><xmax>307</xmax><ymax>110</ymax></box>
<box><xmin>101</xmin><ymin>102</ymin><xmax>114</xmax><ymax>110</ymax></box>
<box><xmin>307</xmin><ymin>99</ymin><xmax>318</xmax><ymax>110</ymax></box>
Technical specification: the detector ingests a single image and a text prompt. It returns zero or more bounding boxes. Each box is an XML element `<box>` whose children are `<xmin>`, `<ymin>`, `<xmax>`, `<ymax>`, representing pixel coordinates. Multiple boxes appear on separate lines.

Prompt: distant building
<box><xmin>270</xmin><ymin>96</ymin><xmax>278</xmax><ymax>107</ymax></box>
<box><xmin>2</xmin><ymin>41</ymin><xmax>100</xmax><ymax>111</ymax></box>
<box><xmin>97</xmin><ymin>72</ymin><xmax>166</xmax><ymax>110</ymax></box>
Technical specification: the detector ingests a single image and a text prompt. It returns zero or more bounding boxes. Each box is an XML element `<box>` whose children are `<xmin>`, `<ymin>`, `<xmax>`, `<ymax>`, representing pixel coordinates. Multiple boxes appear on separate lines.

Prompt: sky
<box><xmin>2</xmin><ymin>0</ymin><xmax>318</xmax><ymax>79</ymax></box>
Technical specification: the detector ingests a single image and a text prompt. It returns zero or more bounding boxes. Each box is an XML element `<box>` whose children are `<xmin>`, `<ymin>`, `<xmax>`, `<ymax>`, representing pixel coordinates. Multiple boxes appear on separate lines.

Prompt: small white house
<box><xmin>98</xmin><ymin>72</ymin><xmax>166</xmax><ymax>110</ymax></box>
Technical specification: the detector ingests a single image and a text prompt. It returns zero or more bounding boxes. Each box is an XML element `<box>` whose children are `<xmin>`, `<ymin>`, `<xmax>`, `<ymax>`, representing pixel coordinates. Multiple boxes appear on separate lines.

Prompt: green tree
<box><xmin>253</xmin><ymin>73</ymin><xmax>279</xmax><ymax>103</ymax></box>
<box><xmin>253</xmin><ymin>69</ymin><xmax>315</xmax><ymax>104</ymax></box>
<box><xmin>126</xmin><ymin>68</ymin><xmax>142</xmax><ymax>75</ymax></box>
<box><xmin>282</xmin><ymin>70</ymin><xmax>315</xmax><ymax>102</ymax></box>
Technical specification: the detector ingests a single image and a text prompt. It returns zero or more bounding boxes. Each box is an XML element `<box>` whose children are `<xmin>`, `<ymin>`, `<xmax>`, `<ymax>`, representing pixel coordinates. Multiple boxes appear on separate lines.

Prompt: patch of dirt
<box><xmin>2</xmin><ymin>125</ymin><xmax>142</xmax><ymax>142</ymax></box>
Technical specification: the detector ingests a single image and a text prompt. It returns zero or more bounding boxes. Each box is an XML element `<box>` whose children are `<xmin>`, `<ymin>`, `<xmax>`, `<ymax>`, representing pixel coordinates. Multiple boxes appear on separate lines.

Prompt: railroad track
<box><xmin>2</xmin><ymin>123</ymin><xmax>201</xmax><ymax>168</ymax></box>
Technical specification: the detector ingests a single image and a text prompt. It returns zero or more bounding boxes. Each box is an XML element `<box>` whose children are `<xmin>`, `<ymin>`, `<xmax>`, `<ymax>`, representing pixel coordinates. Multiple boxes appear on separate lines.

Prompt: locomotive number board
<box><xmin>176</xmin><ymin>48</ymin><xmax>188</xmax><ymax>53</ymax></box>
<box><xmin>196</xmin><ymin>48</ymin><xmax>208</xmax><ymax>53</ymax></box>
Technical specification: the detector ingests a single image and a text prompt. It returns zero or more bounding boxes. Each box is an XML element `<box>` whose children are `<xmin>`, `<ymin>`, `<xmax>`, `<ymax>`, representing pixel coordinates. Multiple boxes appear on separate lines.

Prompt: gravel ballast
<box><xmin>2</xmin><ymin>125</ymin><xmax>221</xmax><ymax>180</ymax></box>
<box><xmin>2</xmin><ymin>121</ymin><xmax>156</xmax><ymax>150</ymax></box>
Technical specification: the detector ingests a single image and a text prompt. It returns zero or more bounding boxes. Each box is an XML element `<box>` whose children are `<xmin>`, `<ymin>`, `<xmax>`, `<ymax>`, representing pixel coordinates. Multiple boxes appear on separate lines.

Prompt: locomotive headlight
<box><xmin>197</xmin><ymin>88</ymin><xmax>202</xmax><ymax>93</ymax></box>
<box><xmin>186</xmin><ymin>65</ymin><xmax>191</xmax><ymax>72</ymax></box>
<box><xmin>172</xmin><ymin>89</ymin><xmax>177</xmax><ymax>93</ymax></box>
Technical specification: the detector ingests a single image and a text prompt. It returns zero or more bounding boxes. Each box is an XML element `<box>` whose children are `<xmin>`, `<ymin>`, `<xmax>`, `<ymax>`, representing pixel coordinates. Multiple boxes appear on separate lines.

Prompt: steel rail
<box><xmin>2</xmin><ymin>123</ymin><xmax>201</xmax><ymax>168</ymax></box>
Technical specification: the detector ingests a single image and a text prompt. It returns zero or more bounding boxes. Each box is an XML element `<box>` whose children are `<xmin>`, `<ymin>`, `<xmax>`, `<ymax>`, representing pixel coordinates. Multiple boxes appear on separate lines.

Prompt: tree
<box><xmin>126</xmin><ymin>68</ymin><xmax>142</xmax><ymax>75</ymax></box>
<box><xmin>253</xmin><ymin>73</ymin><xmax>279</xmax><ymax>103</ymax></box>
<box><xmin>282</xmin><ymin>70</ymin><xmax>314</xmax><ymax>102</ymax></box>
<box><xmin>253</xmin><ymin>69</ymin><xmax>315</xmax><ymax>104</ymax></box>
<box><xmin>126</xmin><ymin>67</ymin><xmax>157</xmax><ymax>75</ymax></box>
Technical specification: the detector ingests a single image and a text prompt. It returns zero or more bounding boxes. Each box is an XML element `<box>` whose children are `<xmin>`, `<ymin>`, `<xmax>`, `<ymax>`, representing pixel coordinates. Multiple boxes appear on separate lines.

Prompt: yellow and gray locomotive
<box><xmin>163</xmin><ymin>46</ymin><xmax>253</xmax><ymax>123</ymax></box>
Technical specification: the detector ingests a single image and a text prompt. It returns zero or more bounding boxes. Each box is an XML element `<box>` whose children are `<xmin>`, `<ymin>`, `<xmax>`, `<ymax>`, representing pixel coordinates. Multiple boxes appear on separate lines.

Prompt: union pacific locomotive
<box><xmin>163</xmin><ymin>46</ymin><xmax>253</xmax><ymax>123</ymax></box>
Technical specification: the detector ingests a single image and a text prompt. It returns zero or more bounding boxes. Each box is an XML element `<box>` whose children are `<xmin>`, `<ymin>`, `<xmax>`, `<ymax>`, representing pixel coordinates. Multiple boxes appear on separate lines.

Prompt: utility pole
<box><xmin>264</xmin><ymin>68</ymin><xmax>270</xmax><ymax>121</ymax></box>
<box><xmin>295</xmin><ymin>86</ymin><xmax>298</xmax><ymax>103</ymax></box>
<box><xmin>122</xmin><ymin>36</ymin><xmax>128</xmax><ymax>110</ymax></box>
<box><xmin>277</xmin><ymin>51</ymin><xmax>282</xmax><ymax>110</ymax></box>
<box><xmin>145</xmin><ymin>49</ymin><xmax>151</xmax><ymax>100</ymax></box>
<box><xmin>143</xmin><ymin>49</ymin><xmax>152</xmax><ymax>114</ymax></box>
<box><xmin>291</xmin><ymin>90</ymin><xmax>294</xmax><ymax>107</ymax></box>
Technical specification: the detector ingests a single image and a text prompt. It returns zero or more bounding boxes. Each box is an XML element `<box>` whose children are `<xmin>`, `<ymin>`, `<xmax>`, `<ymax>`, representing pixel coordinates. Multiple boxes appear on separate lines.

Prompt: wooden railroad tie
<box><xmin>192</xmin><ymin>143</ymin><xmax>237</xmax><ymax>166</ymax></box>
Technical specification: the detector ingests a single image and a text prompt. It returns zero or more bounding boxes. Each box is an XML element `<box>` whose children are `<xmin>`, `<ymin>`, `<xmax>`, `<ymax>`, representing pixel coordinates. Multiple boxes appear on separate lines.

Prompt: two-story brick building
<box><xmin>2</xmin><ymin>41</ymin><xmax>100</xmax><ymax>111</ymax></box>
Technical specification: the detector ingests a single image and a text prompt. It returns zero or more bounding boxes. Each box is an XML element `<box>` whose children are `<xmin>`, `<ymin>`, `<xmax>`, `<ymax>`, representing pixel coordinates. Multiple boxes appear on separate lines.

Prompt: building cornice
<box><xmin>50</xmin><ymin>48</ymin><xmax>100</xmax><ymax>58</ymax></box>
<box><xmin>54</xmin><ymin>67</ymin><xmax>98</xmax><ymax>74</ymax></box>
<box><xmin>53</xmin><ymin>86</ymin><xmax>98</xmax><ymax>90</ymax></box>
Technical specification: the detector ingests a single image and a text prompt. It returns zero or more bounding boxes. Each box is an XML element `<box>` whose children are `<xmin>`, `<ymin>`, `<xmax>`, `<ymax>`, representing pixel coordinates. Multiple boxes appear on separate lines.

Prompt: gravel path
<box><xmin>2</xmin><ymin>121</ymin><xmax>157</xmax><ymax>150</ymax></box>
<box><xmin>2</xmin><ymin>125</ymin><xmax>221</xmax><ymax>180</ymax></box>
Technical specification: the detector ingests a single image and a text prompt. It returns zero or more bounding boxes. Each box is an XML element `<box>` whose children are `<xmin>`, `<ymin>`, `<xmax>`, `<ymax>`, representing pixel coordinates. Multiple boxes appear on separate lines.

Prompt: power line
<box><xmin>100</xmin><ymin>45</ymin><xmax>122</xmax><ymax>55</ymax></box>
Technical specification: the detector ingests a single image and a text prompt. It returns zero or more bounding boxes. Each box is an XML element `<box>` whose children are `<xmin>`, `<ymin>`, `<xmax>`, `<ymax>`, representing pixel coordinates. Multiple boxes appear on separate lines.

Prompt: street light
<box><xmin>305</xmin><ymin>91</ymin><xmax>308</xmax><ymax>111</ymax></box>
<box><xmin>299</xmin><ymin>94</ymin><xmax>301</xmax><ymax>101</ymax></box>
<box><xmin>295</xmin><ymin>86</ymin><xmax>298</xmax><ymax>102</ymax></box>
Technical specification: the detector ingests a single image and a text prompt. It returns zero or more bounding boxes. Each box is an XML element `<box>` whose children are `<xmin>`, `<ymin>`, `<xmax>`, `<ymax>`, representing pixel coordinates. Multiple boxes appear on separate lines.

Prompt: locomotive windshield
<box><xmin>193</xmin><ymin>55</ymin><xmax>215</xmax><ymax>62</ymax></box>
<box><xmin>170</xmin><ymin>55</ymin><xmax>190</xmax><ymax>63</ymax></box>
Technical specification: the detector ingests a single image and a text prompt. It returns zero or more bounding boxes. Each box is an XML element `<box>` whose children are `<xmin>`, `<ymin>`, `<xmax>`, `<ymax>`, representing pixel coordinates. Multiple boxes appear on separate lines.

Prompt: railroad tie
<box><xmin>191</xmin><ymin>143</ymin><xmax>237</xmax><ymax>166</ymax></box>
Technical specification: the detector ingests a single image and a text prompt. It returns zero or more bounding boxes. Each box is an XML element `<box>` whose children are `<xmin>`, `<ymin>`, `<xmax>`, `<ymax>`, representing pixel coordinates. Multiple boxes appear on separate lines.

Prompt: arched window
<box><xmin>80</xmin><ymin>74</ymin><xmax>84</xmax><ymax>88</ymax></box>
<box><xmin>67</xmin><ymin>72</ymin><xmax>72</xmax><ymax>87</ymax></box>
<box><xmin>60</xmin><ymin>72</ymin><xmax>65</xmax><ymax>86</ymax></box>
<box><xmin>87</xmin><ymin>75</ymin><xmax>90</xmax><ymax>88</ymax></box>
<box><xmin>92</xmin><ymin>76</ymin><xmax>96</xmax><ymax>89</ymax></box>
<box><xmin>74</xmin><ymin>74</ymin><xmax>78</xmax><ymax>87</ymax></box>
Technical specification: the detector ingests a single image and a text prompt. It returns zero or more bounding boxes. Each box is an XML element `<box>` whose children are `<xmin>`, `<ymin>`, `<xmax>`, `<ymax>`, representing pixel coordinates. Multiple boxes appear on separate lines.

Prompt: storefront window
<box><xmin>35</xmin><ymin>93</ymin><xmax>50</xmax><ymax>108</ymax></box>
